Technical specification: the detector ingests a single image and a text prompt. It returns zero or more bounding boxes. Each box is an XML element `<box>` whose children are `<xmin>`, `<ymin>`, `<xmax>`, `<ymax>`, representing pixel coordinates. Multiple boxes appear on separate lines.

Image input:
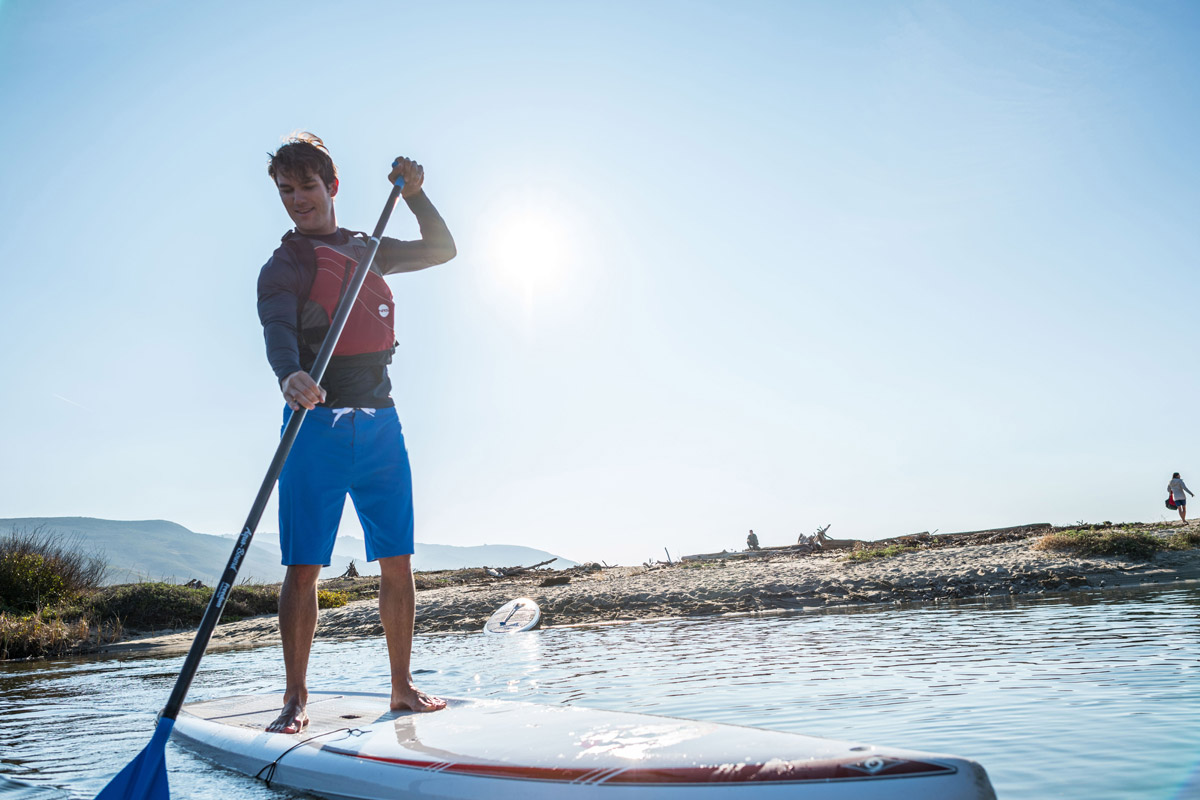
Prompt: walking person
<box><xmin>1168</xmin><ymin>472</ymin><xmax>1194</xmax><ymax>523</ymax></box>
<box><xmin>256</xmin><ymin>133</ymin><xmax>456</xmax><ymax>733</ymax></box>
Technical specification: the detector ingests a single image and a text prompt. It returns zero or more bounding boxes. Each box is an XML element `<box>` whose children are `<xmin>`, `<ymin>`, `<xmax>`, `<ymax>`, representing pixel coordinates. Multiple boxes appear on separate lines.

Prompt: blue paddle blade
<box><xmin>95</xmin><ymin>718</ymin><xmax>173</xmax><ymax>800</ymax></box>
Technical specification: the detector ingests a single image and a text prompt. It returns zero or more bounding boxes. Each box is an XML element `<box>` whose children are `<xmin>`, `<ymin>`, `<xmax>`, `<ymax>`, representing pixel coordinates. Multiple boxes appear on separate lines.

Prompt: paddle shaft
<box><xmin>161</xmin><ymin>182</ymin><xmax>403</xmax><ymax>721</ymax></box>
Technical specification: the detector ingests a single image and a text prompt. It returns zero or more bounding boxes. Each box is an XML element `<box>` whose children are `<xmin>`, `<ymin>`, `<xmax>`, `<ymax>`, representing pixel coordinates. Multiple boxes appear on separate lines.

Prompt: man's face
<box><xmin>275</xmin><ymin>170</ymin><xmax>337</xmax><ymax>235</ymax></box>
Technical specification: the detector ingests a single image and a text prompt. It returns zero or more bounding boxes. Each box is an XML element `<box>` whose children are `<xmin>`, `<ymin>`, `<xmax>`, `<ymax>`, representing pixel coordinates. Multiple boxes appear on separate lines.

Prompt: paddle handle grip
<box><xmin>161</xmin><ymin>183</ymin><xmax>404</xmax><ymax>721</ymax></box>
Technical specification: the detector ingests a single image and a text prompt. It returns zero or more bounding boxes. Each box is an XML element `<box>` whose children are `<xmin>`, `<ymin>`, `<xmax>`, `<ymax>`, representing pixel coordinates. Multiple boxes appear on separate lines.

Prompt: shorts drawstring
<box><xmin>330</xmin><ymin>407</ymin><xmax>377</xmax><ymax>427</ymax></box>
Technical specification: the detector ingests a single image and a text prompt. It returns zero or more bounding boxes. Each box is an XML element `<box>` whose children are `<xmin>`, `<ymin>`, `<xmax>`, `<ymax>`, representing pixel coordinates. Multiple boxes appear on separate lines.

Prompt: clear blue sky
<box><xmin>1</xmin><ymin>1</ymin><xmax>1198</xmax><ymax>566</ymax></box>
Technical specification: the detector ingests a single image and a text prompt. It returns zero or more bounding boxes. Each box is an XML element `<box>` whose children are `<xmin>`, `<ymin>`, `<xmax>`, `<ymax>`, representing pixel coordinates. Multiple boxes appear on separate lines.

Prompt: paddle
<box><xmin>95</xmin><ymin>173</ymin><xmax>406</xmax><ymax>800</ymax></box>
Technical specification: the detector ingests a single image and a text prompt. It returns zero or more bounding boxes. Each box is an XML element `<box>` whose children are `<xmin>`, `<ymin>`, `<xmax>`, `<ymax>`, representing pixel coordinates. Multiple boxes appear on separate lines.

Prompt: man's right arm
<box><xmin>257</xmin><ymin>252</ymin><xmax>325</xmax><ymax>410</ymax></box>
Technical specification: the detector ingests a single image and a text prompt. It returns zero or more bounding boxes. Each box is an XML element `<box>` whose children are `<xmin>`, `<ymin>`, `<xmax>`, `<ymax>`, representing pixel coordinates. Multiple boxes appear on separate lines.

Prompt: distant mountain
<box><xmin>1</xmin><ymin>517</ymin><xmax>576</xmax><ymax>585</ymax></box>
<box><xmin>232</xmin><ymin>531</ymin><xmax>578</xmax><ymax>574</ymax></box>
<box><xmin>0</xmin><ymin>517</ymin><xmax>291</xmax><ymax>585</ymax></box>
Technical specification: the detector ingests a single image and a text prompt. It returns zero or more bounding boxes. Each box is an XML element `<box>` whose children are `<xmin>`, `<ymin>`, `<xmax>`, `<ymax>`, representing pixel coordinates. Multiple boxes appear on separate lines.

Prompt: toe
<box><xmin>417</xmin><ymin>693</ymin><xmax>447</xmax><ymax>712</ymax></box>
<box><xmin>266</xmin><ymin>711</ymin><xmax>308</xmax><ymax>734</ymax></box>
<box><xmin>393</xmin><ymin>691</ymin><xmax>447</xmax><ymax>713</ymax></box>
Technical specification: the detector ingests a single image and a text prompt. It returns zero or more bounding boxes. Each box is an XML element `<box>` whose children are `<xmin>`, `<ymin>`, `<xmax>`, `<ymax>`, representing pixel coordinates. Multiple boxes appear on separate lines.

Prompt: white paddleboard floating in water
<box><xmin>172</xmin><ymin>691</ymin><xmax>996</xmax><ymax>799</ymax></box>
<box><xmin>484</xmin><ymin>597</ymin><xmax>541</xmax><ymax>633</ymax></box>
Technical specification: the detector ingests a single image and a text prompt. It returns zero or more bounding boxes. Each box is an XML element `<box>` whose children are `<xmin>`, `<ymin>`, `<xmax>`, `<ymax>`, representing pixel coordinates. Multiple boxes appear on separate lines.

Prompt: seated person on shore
<box><xmin>747</xmin><ymin>530</ymin><xmax>760</xmax><ymax>551</ymax></box>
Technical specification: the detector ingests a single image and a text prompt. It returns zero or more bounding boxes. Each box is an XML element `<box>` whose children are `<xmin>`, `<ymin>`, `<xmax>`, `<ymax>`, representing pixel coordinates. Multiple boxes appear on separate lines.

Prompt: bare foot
<box><xmin>266</xmin><ymin>697</ymin><xmax>309</xmax><ymax>734</ymax></box>
<box><xmin>391</xmin><ymin>685</ymin><xmax>447</xmax><ymax>713</ymax></box>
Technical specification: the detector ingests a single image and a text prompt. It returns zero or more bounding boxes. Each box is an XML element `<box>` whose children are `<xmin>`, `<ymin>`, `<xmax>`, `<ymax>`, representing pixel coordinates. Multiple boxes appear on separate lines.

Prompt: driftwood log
<box><xmin>812</xmin><ymin>527</ymin><xmax>860</xmax><ymax>551</ymax></box>
<box><xmin>483</xmin><ymin>558</ymin><xmax>557</xmax><ymax>578</ymax></box>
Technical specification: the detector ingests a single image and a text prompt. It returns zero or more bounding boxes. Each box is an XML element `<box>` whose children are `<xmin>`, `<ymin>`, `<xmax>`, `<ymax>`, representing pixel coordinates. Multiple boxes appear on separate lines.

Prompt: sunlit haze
<box><xmin>489</xmin><ymin>208</ymin><xmax>571</xmax><ymax>298</ymax></box>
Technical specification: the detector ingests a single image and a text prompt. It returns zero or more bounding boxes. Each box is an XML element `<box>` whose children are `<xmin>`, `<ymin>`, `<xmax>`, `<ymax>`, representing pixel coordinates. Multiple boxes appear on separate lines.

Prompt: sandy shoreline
<box><xmin>100</xmin><ymin>523</ymin><xmax>1200</xmax><ymax>657</ymax></box>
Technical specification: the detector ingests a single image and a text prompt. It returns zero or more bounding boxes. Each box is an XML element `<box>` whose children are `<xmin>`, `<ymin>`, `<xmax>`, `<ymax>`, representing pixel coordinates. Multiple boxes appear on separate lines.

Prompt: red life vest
<box><xmin>283</xmin><ymin>230</ymin><xmax>397</xmax><ymax>368</ymax></box>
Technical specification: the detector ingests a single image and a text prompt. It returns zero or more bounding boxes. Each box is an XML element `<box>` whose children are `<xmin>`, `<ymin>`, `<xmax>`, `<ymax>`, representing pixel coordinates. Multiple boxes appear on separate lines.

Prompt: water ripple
<box><xmin>1</xmin><ymin>585</ymin><xmax>1198</xmax><ymax>799</ymax></box>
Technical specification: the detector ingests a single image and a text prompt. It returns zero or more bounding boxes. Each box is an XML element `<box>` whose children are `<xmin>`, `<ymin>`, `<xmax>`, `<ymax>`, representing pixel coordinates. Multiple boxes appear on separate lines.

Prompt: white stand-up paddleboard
<box><xmin>484</xmin><ymin>597</ymin><xmax>541</xmax><ymax>633</ymax></box>
<box><xmin>173</xmin><ymin>692</ymin><xmax>996</xmax><ymax>799</ymax></box>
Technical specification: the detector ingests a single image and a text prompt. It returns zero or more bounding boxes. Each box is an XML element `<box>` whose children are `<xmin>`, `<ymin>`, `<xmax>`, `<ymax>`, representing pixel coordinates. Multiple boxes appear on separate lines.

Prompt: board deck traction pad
<box><xmin>173</xmin><ymin>691</ymin><xmax>997</xmax><ymax>798</ymax></box>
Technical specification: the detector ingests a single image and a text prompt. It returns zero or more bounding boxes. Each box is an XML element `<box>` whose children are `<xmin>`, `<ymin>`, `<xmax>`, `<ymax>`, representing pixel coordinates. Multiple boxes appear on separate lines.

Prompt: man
<box><xmin>257</xmin><ymin>133</ymin><xmax>456</xmax><ymax>733</ymax></box>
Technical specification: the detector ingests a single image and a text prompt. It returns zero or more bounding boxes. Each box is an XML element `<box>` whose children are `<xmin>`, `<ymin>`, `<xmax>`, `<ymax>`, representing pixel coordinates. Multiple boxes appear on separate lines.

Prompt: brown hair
<box><xmin>268</xmin><ymin>132</ymin><xmax>337</xmax><ymax>187</ymax></box>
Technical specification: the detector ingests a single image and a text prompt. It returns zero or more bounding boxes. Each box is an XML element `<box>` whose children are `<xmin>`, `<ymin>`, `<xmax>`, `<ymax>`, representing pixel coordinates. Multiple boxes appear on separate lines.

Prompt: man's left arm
<box><xmin>377</xmin><ymin>156</ymin><xmax>457</xmax><ymax>274</ymax></box>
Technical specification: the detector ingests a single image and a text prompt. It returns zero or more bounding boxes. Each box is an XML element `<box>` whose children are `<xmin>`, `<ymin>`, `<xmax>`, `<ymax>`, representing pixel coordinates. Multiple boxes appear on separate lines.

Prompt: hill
<box><xmin>229</xmin><ymin>531</ymin><xmax>579</xmax><ymax>575</ymax></box>
<box><xmin>0</xmin><ymin>517</ymin><xmax>576</xmax><ymax>585</ymax></box>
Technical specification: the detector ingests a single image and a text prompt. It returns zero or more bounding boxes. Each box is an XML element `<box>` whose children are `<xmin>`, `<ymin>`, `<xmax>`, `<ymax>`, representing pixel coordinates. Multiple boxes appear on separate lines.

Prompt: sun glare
<box><xmin>489</xmin><ymin>211</ymin><xmax>568</xmax><ymax>295</ymax></box>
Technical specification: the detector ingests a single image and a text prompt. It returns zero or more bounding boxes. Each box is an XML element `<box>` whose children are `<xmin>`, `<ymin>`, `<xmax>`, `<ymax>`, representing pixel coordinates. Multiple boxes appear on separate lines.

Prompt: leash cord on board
<box><xmin>255</xmin><ymin>727</ymin><xmax>355</xmax><ymax>788</ymax></box>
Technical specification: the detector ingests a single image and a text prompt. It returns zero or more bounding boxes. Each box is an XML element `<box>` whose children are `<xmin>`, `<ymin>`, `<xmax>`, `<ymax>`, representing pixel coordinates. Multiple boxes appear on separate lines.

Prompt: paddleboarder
<box><xmin>257</xmin><ymin>133</ymin><xmax>456</xmax><ymax>733</ymax></box>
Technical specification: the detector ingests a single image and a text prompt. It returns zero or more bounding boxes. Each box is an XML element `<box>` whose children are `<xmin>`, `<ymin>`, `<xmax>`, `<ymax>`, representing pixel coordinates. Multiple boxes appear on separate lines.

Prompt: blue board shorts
<box><xmin>278</xmin><ymin>406</ymin><xmax>415</xmax><ymax>566</ymax></box>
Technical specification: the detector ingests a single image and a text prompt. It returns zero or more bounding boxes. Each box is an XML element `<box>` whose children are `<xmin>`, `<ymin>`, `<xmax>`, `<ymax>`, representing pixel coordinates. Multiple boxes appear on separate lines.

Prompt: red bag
<box><xmin>1167</xmin><ymin>494</ymin><xmax>1178</xmax><ymax>510</ymax></box>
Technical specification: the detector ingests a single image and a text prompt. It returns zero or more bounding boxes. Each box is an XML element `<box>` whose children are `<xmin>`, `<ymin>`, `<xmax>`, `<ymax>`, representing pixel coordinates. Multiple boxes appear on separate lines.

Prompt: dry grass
<box><xmin>1032</xmin><ymin>528</ymin><xmax>1165</xmax><ymax>560</ymax></box>
<box><xmin>0</xmin><ymin>610</ymin><xmax>122</xmax><ymax>661</ymax></box>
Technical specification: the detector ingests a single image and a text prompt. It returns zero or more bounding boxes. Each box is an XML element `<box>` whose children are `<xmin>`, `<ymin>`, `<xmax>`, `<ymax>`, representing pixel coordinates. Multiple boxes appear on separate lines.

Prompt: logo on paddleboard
<box><xmin>846</xmin><ymin>757</ymin><xmax>903</xmax><ymax>775</ymax></box>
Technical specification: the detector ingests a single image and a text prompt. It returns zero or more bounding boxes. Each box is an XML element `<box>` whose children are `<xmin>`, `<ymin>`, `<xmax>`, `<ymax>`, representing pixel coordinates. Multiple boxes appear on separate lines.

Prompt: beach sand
<box><xmin>102</xmin><ymin>522</ymin><xmax>1200</xmax><ymax>657</ymax></box>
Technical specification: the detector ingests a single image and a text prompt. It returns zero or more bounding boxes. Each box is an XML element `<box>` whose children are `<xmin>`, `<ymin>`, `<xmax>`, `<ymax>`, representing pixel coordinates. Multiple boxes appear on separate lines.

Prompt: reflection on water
<box><xmin>0</xmin><ymin>780</ymin><xmax>61</xmax><ymax>800</ymax></box>
<box><xmin>2</xmin><ymin>585</ymin><xmax>1199</xmax><ymax>799</ymax></box>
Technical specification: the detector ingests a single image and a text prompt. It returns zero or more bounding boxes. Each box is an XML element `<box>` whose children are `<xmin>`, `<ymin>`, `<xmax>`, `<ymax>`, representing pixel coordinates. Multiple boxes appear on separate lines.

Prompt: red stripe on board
<box><xmin>602</xmin><ymin>758</ymin><xmax>956</xmax><ymax>784</ymax></box>
<box><xmin>319</xmin><ymin>746</ymin><xmax>955</xmax><ymax>785</ymax></box>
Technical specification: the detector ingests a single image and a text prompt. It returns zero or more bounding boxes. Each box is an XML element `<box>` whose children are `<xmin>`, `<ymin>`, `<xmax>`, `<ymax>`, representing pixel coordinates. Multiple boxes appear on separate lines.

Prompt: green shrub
<box><xmin>87</xmin><ymin>582</ymin><xmax>282</xmax><ymax>629</ymax></box>
<box><xmin>1033</xmin><ymin>529</ymin><xmax>1164</xmax><ymax>560</ymax></box>
<box><xmin>85</xmin><ymin>582</ymin><xmax>349</xmax><ymax>631</ymax></box>
<box><xmin>0</xmin><ymin>553</ymin><xmax>68</xmax><ymax>611</ymax></box>
<box><xmin>845</xmin><ymin>545</ymin><xmax>916</xmax><ymax>563</ymax></box>
<box><xmin>227</xmin><ymin>585</ymin><xmax>280</xmax><ymax>618</ymax></box>
<box><xmin>0</xmin><ymin>528</ymin><xmax>107</xmax><ymax>612</ymax></box>
<box><xmin>87</xmin><ymin>583</ymin><xmax>210</xmax><ymax>629</ymax></box>
<box><xmin>320</xmin><ymin>576</ymin><xmax>382</xmax><ymax>599</ymax></box>
<box><xmin>317</xmin><ymin>589</ymin><xmax>348</xmax><ymax>609</ymax></box>
<box><xmin>1167</xmin><ymin>529</ymin><xmax>1200</xmax><ymax>550</ymax></box>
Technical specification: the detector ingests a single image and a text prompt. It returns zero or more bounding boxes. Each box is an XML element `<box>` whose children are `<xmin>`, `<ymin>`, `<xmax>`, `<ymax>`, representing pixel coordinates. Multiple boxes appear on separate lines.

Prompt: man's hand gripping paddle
<box><xmin>94</xmin><ymin>172</ymin><xmax>405</xmax><ymax>800</ymax></box>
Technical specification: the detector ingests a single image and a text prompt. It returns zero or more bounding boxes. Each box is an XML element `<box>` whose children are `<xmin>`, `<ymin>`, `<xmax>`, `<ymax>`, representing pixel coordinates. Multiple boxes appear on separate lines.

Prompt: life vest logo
<box><xmin>378</xmin><ymin>304</ymin><xmax>390</xmax><ymax>318</ymax></box>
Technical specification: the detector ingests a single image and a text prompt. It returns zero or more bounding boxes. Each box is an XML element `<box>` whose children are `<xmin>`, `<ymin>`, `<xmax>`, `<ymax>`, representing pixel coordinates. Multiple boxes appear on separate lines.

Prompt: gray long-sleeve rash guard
<box><xmin>256</xmin><ymin>190</ymin><xmax>455</xmax><ymax>408</ymax></box>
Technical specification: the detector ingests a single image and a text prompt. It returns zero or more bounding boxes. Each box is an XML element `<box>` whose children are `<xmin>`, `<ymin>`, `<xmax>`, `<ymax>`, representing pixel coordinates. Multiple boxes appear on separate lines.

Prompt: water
<box><xmin>2</xmin><ymin>585</ymin><xmax>1199</xmax><ymax>799</ymax></box>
